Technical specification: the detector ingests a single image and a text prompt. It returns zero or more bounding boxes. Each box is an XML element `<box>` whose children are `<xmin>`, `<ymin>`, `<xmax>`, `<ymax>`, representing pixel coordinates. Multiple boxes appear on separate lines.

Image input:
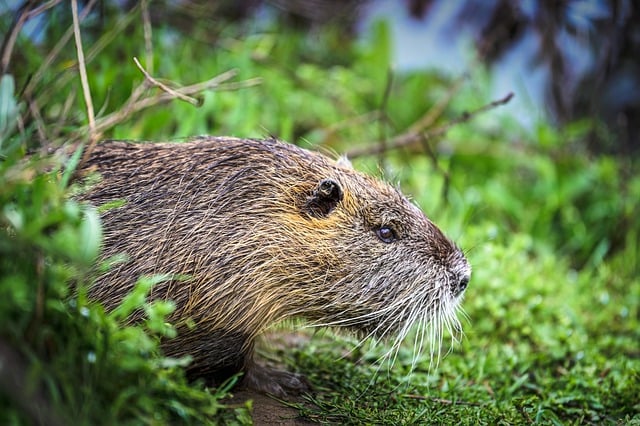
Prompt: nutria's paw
<box><xmin>242</xmin><ymin>364</ymin><xmax>311</xmax><ymax>397</ymax></box>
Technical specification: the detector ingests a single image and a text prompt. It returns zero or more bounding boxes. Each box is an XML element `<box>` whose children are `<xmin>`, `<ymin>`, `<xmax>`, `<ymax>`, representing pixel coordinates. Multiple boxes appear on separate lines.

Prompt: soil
<box><xmin>229</xmin><ymin>390</ymin><xmax>316</xmax><ymax>426</ymax></box>
<box><xmin>227</xmin><ymin>330</ymin><xmax>319</xmax><ymax>425</ymax></box>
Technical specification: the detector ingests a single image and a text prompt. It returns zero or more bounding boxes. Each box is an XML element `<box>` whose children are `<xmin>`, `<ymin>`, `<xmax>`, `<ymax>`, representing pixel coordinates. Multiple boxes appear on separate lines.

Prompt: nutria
<box><xmin>81</xmin><ymin>136</ymin><xmax>470</xmax><ymax>396</ymax></box>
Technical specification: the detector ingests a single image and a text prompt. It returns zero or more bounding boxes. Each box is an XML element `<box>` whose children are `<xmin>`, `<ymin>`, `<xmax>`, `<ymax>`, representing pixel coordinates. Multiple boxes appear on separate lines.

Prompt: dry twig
<box><xmin>141</xmin><ymin>0</ymin><xmax>154</xmax><ymax>74</ymax></box>
<box><xmin>376</xmin><ymin>67</ymin><xmax>395</xmax><ymax>168</ymax></box>
<box><xmin>85</xmin><ymin>66</ymin><xmax>261</xmax><ymax>137</ymax></box>
<box><xmin>133</xmin><ymin>57</ymin><xmax>200</xmax><ymax>106</ymax></box>
<box><xmin>347</xmin><ymin>92</ymin><xmax>514</xmax><ymax>158</ymax></box>
<box><xmin>71</xmin><ymin>0</ymin><xmax>97</xmax><ymax>142</ymax></box>
<box><xmin>406</xmin><ymin>76</ymin><xmax>465</xmax><ymax>135</ymax></box>
<box><xmin>74</xmin><ymin>60</ymin><xmax>262</xmax><ymax>173</ymax></box>
<box><xmin>0</xmin><ymin>0</ymin><xmax>60</xmax><ymax>74</ymax></box>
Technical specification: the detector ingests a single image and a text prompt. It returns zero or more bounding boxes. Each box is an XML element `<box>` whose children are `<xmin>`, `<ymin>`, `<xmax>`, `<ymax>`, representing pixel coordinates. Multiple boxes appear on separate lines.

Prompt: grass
<box><xmin>1</xmin><ymin>3</ymin><xmax>639</xmax><ymax>424</ymax></box>
<box><xmin>282</xmin><ymin>233</ymin><xmax>639</xmax><ymax>424</ymax></box>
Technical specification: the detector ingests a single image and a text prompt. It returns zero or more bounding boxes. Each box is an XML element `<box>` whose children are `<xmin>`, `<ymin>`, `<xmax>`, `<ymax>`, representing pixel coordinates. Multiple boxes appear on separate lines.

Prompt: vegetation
<box><xmin>1</xmin><ymin>3</ymin><xmax>638</xmax><ymax>424</ymax></box>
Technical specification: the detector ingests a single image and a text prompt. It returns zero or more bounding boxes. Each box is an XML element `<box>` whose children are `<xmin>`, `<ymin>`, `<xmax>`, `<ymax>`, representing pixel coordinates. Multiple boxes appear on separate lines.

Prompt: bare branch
<box><xmin>141</xmin><ymin>0</ymin><xmax>154</xmax><ymax>75</ymax></box>
<box><xmin>71</xmin><ymin>0</ymin><xmax>97</xmax><ymax>142</ymax></box>
<box><xmin>80</xmin><ymin>65</ymin><xmax>261</xmax><ymax>138</ymax></box>
<box><xmin>133</xmin><ymin>57</ymin><xmax>200</xmax><ymax>106</ymax></box>
<box><xmin>0</xmin><ymin>0</ymin><xmax>37</xmax><ymax>74</ymax></box>
<box><xmin>347</xmin><ymin>92</ymin><xmax>514</xmax><ymax>158</ymax></box>
<box><xmin>406</xmin><ymin>76</ymin><xmax>465</xmax><ymax>135</ymax></box>
<box><xmin>72</xmin><ymin>66</ymin><xmax>260</xmax><ymax>178</ymax></box>
<box><xmin>27</xmin><ymin>0</ymin><xmax>64</xmax><ymax>18</ymax></box>
<box><xmin>24</xmin><ymin>0</ymin><xmax>117</xmax><ymax>98</ymax></box>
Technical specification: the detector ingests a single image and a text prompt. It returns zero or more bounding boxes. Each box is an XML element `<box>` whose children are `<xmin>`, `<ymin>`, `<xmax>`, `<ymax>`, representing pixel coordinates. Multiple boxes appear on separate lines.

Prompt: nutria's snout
<box><xmin>452</xmin><ymin>248</ymin><xmax>471</xmax><ymax>297</ymax></box>
<box><xmin>457</xmin><ymin>273</ymin><xmax>470</xmax><ymax>296</ymax></box>
<box><xmin>453</xmin><ymin>265</ymin><xmax>471</xmax><ymax>298</ymax></box>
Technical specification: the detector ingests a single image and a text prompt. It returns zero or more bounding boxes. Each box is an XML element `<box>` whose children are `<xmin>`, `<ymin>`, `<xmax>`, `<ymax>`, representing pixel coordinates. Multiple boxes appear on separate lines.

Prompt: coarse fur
<box><xmin>81</xmin><ymin>136</ymin><xmax>471</xmax><ymax>396</ymax></box>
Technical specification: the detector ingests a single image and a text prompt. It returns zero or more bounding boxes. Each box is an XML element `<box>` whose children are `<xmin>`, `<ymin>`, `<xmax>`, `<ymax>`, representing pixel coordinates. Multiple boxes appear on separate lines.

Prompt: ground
<box><xmin>230</xmin><ymin>391</ymin><xmax>314</xmax><ymax>426</ymax></box>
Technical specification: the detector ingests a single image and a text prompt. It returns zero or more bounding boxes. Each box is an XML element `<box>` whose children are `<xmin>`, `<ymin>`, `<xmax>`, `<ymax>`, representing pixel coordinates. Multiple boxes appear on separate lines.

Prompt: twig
<box><xmin>71</xmin><ymin>0</ymin><xmax>97</xmax><ymax>142</ymax></box>
<box><xmin>347</xmin><ymin>92</ymin><xmax>514</xmax><ymax>158</ymax></box>
<box><xmin>0</xmin><ymin>0</ymin><xmax>38</xmax><ymax>74</ymax></box>
<box><xmin>84</xmin><ymin>67</ymin><xmax>261</xmax><ymax>136</ymax></box>
<box><xmin>407</xmin><ymin>75</ymin><xmax>465</xmax><ymax>135</ymax></box>
<box><xmin>141</xmin><ymin>0</ymin><xmax>154</xmax><ymax>75</ymax></box>
<box><xmin>133</xmin><ymin>57</ymin><xmax>200</xmax><ymax>105</ymax></box>
<box><xmin>26</xmin><ymin>97</ymin><xmax>47</xmax><ymax>145</ymax></box>
<box><xmin>71</xmin><ymin>65</ymin><xmax>262</xmax><ymax>170</ymax></box>
<box><xmin>377</xmin><ymin>67</ymin><xmax>394</xmax><ymax>168</ymax></box>
<box><xmin>24</xmin><ymin>0</ymin><xmax>114</xmax><ymax>99</ymax></box>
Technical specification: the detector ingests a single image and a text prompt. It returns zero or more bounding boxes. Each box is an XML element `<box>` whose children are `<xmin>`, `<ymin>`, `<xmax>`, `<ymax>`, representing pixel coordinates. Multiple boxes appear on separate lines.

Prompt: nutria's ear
<box><xmin>336</xmin><ymin>155</ymin><xmax>353</xmax><ymax>169</ymax></box>
<box><xmin>304</xmin><ymin>178</ymin><xmax>343</xmax><ymax>218</ymax></box>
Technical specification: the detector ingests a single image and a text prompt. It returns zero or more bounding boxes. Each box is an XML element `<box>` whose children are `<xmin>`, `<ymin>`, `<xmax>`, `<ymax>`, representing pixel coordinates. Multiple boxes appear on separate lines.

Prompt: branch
<box><xmin>71</xmin><ymin>0</ymin><xmax>97</xmax><ymax>142</ymax></box>
<box><xmin>133</xmin><ymin>57</ymin><xmax>199</xmax><ymax>106</ymax></box>
<box><xmin>73</xmin><ymin>60</ymin><xmax>262</xmax><ymax>173</ymax></box>
<box><xmin>89</xmin><ymin>67</ymin><xmax>261</xmax><ymax>136</ymax></box>
<box><xmin>141</xmin><ymin>0</ymin><xmax>153</xmax><ymax>75</ymax></box>
<box><xmin>0</xmin><ymin>0</ymin><xmax>63</xmax><ymax>74</ymax></box>
<box><xmin>346</xmin><ymin>92</ymin><xmax>514</xmax><ymax>158</ymax></box>
<box><xmin>406</xmin><ymin>75</ymin><xmax>465</xmax><ymax>135</ymax></box>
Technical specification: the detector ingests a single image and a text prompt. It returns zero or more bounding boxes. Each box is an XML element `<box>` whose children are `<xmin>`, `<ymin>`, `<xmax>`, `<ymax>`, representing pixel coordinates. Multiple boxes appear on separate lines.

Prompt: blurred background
<box><xmin>8</xmin><ymin>0</ymin><xmax>638</xmax><ymax>154</ymax></box>
<box><xmin>1</xmin><ymin>1</ymin><xmax>638</xmax><ymax>424</ymax></box>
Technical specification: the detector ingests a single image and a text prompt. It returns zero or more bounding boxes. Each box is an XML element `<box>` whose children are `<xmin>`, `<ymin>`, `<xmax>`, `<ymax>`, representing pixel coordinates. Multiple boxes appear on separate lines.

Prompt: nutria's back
<box><xmin>82</xmin><ymin>136</ymin><xmax>470</xmax><ymax>395</ymax></box>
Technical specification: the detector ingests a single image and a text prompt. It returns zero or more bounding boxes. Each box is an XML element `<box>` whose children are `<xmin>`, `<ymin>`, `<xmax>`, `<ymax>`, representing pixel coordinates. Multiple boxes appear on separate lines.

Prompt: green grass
<box><xmin>282</xmin><ymin>233</ymin><xmax>639</xmax><ymax>424</ymax></box>
<box><xmin>1</xmin><ymin>4</ymin><xmax>639</xmax><ymax>424</ymax></box>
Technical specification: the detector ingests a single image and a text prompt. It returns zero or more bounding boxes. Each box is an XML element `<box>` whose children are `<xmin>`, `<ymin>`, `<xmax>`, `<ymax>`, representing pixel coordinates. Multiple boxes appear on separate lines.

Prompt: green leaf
<box><xmin>0</xmin><ymin>74</ymin><xmax>20</xmax><ymax>150</ymax></box>
<box><xmin>61</xmin><ymin>144</ymin><xmax>85</xmax><ymax>189</ymax></box>
<box><xmin>77</xmin><ymin>205</ymin><xmax>102</xmax><ymax>264</ymax></box>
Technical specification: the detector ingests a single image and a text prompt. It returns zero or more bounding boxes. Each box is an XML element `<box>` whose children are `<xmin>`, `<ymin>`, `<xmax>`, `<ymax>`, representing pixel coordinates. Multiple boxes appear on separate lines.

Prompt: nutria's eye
<box><xmin>376</xmin><ymin>226</ymin><xmax>397</xmax><ymax>243</ymax></box>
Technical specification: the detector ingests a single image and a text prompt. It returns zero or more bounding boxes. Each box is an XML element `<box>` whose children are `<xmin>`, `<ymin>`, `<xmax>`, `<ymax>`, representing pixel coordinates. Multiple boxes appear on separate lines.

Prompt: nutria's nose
<box><xmin>453</xmin><ymin>273</ymin><xmax>470</xmax><ymax>297</ymax></box>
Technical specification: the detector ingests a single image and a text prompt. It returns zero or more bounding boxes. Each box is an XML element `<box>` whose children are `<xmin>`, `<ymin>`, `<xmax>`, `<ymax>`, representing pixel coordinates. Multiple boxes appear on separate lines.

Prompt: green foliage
<box><xmin>0</xmin><ymin>93</ymin><xmax>249</xmax><ymax>424</ymax></box>
<box><xmin>3</xmin><ymin>4</ymin><xmax>639</xmax><ymax>425</ymax></box>
<box><xmin>0</xmin><ymin>75</ymin><xmax>22</xmax><ymax>150</ymax></box>
<box><xmin>438</xmin><ymin>120</ymin><xmax>637</xmax><ymax>268</ymax></box>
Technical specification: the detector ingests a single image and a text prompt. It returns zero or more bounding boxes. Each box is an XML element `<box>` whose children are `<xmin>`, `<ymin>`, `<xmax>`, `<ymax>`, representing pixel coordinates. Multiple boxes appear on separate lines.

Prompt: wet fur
<box><xmin>81</xmin><ymin>136</ymin><xmax>470</xmax><ymax>395</ymax></box>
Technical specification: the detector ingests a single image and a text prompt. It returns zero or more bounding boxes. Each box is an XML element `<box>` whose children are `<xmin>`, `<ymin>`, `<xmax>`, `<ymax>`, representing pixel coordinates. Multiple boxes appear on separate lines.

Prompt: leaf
<box><xmin>78</xmin><ymin>205</ymin><xmax>103</xmax><ymax>264</ymax></box>
<box><xmin>0</xmin><ymin>74</ymin><xmax>20</xmax><ymax>151</ymax></box>
<box><xmin>108</xmin><ymin>274</ymin><xmax>173</xmax><ymax>322</ymax></box>
<box><xmin>61</xmin><ymin>144</ymin><xmax>85</xmax><ymax>189</ymax></box>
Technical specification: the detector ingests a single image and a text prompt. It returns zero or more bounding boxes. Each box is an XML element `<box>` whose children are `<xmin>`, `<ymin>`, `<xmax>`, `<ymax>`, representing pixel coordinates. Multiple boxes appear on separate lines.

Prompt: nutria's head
<box><xmin>83</xmin><ymin>137</ymin><xmax>470</xmax><ymax>375</ymax></box>
<box><xmin>260</xmin><ymin>160</ymin><xmax>470</xmax><ymax>358</ymax></box>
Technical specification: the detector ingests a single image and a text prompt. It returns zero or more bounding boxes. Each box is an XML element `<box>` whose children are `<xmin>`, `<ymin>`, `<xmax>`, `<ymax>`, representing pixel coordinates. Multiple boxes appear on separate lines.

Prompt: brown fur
<box><xmin>81</xmin><ymin>136</ymin><xmax>470</xmax><ymax>395</ymax></box>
